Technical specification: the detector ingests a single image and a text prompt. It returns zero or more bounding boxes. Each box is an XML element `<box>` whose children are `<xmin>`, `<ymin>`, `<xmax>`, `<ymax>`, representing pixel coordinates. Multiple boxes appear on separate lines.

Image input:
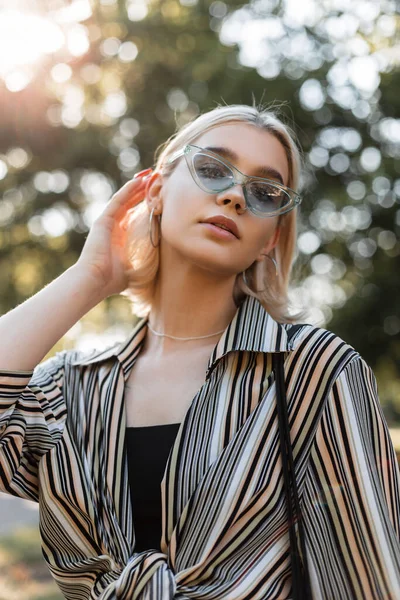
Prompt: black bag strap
<box><xmin>273</xmin><ymin>323</ymin><xmax>312</xmax><ymax>599</ymax></box>
<box><xmin>286</xmin><ymin>323</ymin><xmax>308</xmax><ymax>345</ymax></box>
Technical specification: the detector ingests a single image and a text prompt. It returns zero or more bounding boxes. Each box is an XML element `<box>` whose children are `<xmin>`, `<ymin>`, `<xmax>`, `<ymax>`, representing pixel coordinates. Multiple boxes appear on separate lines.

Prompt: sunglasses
<box><xmin>166</xmin><ymin>144</ymin><xmax>302</xmax><ymax>218</ymax></box>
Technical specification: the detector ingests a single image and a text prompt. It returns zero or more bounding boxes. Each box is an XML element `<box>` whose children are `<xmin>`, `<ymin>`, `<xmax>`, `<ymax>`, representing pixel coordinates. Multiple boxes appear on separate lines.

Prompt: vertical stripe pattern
<box><xmin>1</xmin><ymin>295</ymin><xmax>399</xmax><ymax>599</ymax></box>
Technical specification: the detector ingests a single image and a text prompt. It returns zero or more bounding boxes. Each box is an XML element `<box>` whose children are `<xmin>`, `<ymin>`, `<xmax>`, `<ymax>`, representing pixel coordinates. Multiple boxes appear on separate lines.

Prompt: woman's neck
<box><xmin>145</xmin><ymin>271</ymin><xmax>238</xmax><ymax>357</ymax></box>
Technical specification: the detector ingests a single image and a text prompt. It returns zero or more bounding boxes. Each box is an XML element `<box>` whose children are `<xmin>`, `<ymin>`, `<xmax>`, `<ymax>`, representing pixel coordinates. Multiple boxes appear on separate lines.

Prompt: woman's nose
<box><xmin>215</xmin><ymin>184</ymin><xmax>247</xmax><ymax>212</ymax></box>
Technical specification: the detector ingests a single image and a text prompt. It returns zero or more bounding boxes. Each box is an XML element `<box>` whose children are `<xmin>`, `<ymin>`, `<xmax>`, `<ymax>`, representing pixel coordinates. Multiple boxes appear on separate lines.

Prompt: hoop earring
<box><xmin>242</xmin><ymin>253</ymin><xmax>278</xmax><ymax>290</ymax></box>
<box><xmin>262</xmin><ymin>253</ymin><xmax>278</xmax><ymax>277</ymax></box>
<box><xmin>149</xmin><ymin>207</ymin><xmax>161</xmax><ymax>248</ymax></box>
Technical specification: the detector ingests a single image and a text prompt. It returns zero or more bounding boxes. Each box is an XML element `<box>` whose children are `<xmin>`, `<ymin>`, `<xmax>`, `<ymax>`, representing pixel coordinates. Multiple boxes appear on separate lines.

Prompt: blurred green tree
<box><xmin>0</xmin><ymin>0</ymin><xmax>399</xmax><ymax>419</ymax></box>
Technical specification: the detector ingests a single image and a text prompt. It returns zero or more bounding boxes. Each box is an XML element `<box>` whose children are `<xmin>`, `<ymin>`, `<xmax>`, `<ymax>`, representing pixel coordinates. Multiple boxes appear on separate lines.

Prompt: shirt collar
<box><xmin>72</xmin><ymin>295</ymin><xmax>292</xmax><ymax>377</ymax></box>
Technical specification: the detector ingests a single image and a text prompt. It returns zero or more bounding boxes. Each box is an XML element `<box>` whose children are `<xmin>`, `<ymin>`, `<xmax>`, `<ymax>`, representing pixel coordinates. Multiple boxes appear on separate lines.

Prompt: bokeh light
<box><xmin>0</xmin><ymin>3</ymin><xmax>92</xmax><ymax>92</ymax></box>
<box><xmin>0</xmin><ymin>11</ymin><xmax>64</xmax><ymax>79</ymax></box>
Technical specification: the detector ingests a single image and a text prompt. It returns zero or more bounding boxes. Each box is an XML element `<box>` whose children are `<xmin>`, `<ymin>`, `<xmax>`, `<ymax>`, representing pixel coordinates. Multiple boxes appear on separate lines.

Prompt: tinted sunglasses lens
<box><xmin>192</xmin><ymin>153</ymin><xmax>234</xmax><ymax>191</ymax></box>
<box><xmin>246</xmin><ymin>181</ymin><xmax>291</xmax><ymax>214</ymax></box>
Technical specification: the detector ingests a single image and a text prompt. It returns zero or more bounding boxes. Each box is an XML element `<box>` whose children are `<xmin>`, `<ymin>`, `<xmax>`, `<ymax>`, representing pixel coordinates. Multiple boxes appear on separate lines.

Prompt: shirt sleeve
<box><xmin>302</xmin><ymin>356</ymin><xmax>400</xmax><ymax>599</ymax></box>
<box><xmin>0</xmin><ymin>351</ymin><xmax>68</xmax><ymax>502</ymax></box>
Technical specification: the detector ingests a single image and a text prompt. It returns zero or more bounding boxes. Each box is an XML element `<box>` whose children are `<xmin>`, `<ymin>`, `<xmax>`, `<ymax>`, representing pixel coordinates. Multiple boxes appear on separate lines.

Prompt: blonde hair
<box><xmin>121</xmin><ymin>102</ymin><xmax>305</xmax><ymax>323</ymax></box>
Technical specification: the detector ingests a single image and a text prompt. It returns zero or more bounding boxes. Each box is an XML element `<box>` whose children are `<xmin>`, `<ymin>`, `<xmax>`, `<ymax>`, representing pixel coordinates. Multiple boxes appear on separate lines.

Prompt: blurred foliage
<box><xmin>0</xmin><ymin>0</ymin><xmax>399</xmax><ymax>419</ymax></box>
<box><xmin>0</xmin><ymin>526</ymin><xmax>62</xmax><ymax>599</ymax></box>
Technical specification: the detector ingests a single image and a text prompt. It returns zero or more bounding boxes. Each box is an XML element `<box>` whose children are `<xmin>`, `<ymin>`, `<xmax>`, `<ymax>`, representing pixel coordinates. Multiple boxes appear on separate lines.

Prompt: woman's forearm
<box><xmin>0</xmin><ymin>265</ymin><xmax>107</xmax><ymax>371</ymax></box>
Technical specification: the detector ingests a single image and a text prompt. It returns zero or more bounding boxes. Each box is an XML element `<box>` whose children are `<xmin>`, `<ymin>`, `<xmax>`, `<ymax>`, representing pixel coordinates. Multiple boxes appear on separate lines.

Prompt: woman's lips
<box><xmin>201</xmin><ymin>223</ymin><xmax>238</xmax><ymax>240</ymax></box>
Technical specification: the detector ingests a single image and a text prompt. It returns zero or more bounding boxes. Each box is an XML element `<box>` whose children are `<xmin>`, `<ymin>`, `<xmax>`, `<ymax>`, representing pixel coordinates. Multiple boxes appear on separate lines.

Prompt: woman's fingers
<box><xmin>133</xmin><ymin>168</ymin><xmax>153</xmax><ymax>179</ymax></box>
<box><xmin>103</xmin><ymin>171</ymin><xmax>153</xmax><ymax>219</ymax></box>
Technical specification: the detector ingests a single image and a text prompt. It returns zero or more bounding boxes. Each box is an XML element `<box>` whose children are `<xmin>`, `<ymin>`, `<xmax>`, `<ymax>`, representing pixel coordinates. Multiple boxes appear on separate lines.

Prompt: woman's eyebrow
<box><xmin>204</xmin><ymin>146</ymin><xmax>285</xmax><ymax>185</ymax></box>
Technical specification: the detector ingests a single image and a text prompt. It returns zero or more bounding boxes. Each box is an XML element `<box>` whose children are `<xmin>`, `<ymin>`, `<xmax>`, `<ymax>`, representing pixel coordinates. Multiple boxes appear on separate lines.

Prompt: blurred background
<box><xmin>0</xmin><ymin>0</ymin><xmax>399</xmax><ymax>597</ymax></box>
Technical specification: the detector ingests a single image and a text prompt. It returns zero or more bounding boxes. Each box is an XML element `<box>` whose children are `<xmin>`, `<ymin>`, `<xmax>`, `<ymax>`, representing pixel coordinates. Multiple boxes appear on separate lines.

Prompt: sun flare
<box><xmin>0</xmin><ymin>3</ymin><xmax>92</xmax><ymax>91</ymax></box>
<box><xmin>0</xmin><ymin>11</ymin><xmax>64</xmax><ymax>73</ymax></box>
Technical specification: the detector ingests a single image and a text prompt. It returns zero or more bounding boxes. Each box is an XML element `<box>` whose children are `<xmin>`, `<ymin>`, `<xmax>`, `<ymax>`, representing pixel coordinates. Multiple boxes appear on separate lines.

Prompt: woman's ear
<box><xmin>145</xmin><ymin>172</ymin><xmax>164</xmax><ymax>215</ymax></box>
<box><xmin>270</xmin><ymin>225</ymin><xmax>281</xmax><ymax>250</ymax></box>
<box><xmin>256</xmin><ymin>225</ymin><xmax>281</xmax><ymax>262</ymax></box>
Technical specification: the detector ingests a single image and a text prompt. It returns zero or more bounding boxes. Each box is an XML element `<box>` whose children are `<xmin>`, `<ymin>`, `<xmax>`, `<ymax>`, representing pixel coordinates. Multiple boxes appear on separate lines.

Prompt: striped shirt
<box><xmin>1</xmin><ymin>294</ymin><xmax>399</xmax><ymax>599</ymax></box>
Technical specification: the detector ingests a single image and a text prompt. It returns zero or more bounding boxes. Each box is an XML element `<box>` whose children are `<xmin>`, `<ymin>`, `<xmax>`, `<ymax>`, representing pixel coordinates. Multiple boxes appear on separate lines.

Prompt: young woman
<box><xmin>0</xmin><ymin>104</ymin><xmax>399</xmax><ymax>599</ymax></box>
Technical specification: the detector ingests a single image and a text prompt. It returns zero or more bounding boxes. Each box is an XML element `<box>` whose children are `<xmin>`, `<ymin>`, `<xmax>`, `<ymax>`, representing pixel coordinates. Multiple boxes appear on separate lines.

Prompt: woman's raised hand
<box><xmin>76</xmin><ymin>168</ymin><xmax>153</xmax><ymax>297</ymax></box>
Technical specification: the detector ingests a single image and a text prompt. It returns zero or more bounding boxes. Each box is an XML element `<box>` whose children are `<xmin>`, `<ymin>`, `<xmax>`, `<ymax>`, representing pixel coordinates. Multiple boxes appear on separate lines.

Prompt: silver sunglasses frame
<box><xmin>166</xmin><ymin>144</ymin><xmax>302</xmax><ymax>218</ymax></box>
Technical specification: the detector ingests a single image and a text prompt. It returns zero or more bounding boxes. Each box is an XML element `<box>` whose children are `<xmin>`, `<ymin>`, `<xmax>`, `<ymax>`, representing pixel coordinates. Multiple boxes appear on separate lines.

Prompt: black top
<box><xmin>126</xmin><ymin>423</ymin><xmax>180</xmax><ymax>552</ymax></box>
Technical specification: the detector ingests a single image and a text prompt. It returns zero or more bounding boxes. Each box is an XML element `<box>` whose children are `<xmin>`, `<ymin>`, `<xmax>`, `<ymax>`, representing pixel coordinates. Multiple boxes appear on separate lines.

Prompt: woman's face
<box><xmin>146</xmin><ymin>122</ymin><xmax>290</xmax><ymax>278</ymax></box>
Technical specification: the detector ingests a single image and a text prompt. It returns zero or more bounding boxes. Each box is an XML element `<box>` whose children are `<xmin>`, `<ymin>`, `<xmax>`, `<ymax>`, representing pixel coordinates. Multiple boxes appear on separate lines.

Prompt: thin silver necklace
<box><xmin>147</xmin><ymin>321</ymin><xmax>225</xmax><ymax>341</ymax></box>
